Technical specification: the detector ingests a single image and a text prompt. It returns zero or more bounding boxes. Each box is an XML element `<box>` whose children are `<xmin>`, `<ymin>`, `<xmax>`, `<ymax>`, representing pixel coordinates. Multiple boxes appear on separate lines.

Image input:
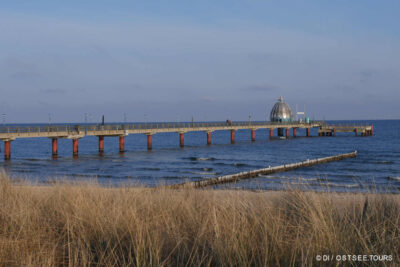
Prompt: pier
<box><xmin>0</xmin><ymin>121</ymin><xmax>373</xmax><ymax>159</ymax></box>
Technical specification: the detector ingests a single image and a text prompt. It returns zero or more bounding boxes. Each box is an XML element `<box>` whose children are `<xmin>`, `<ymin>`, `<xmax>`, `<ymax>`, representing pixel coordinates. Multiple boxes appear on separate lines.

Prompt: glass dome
<box><xmin>270</xmin><ymin>96</ymin><xmax>293</xmax><ymax>122</ymax></box>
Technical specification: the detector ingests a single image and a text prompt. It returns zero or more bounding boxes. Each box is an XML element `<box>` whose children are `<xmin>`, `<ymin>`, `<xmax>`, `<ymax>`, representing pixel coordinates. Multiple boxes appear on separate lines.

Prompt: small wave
<box><xmin>162</xmin><ymin>176</ymin><xmax>189</xmax><ymax>180</ymax></box>
<box><xmin>14</xmin><ymin>169</ymin><xmax>34</xmax><ymax>173</ymax></box>
<box><xmin>285</xmin><ymin>181</ymin><xmax>360</xmax><ymax>188</ymax></box>
<box><xmin>191</xmin><ymin>171</ymin><xmax>217</xmax><ymax>175</ymax></box>
<box><xmin>234</xmin><ymin>163</ymin><xmax>248</xmax><ymax>167</ymax></box>
<box><xmin>371</xmin><ymin>160</ymin><xmax>394</xmax><ymax>165</ymax></box>
<box><xmin>387</xmin><ymin>176</ymin><xmax>400</xmax><ymax>181</ymax></box>
<box><xmin>65</xmin><ymin>173</ymin><xmax>96</xmax><ymax>178</ymax></box>
<box><xmin>136</xmin><ymin>167</ymin><xmax>161</xmax><ymax>171</ymax></box>
<box><xmin>98</xmin><ymin>174</ymin><xmax>113</xmax><ymax>178</ymax></box>
<box><xmin>317</xmin><ymin>174</ymin><xmax>357</xmax><ymax>179</ymax></box>
<box><xmin>258</xmin><ymin>175</ymin><xmax>318</xmax><ymax>182</ymax></box>
<box><xmin>24</xmin><ymin>158</ymin><xmax>44</xmax><ymax>162</ymax></box>
<box><xmin>318</xmin><ymin>182</ymin><xmax>360</xmax><ymax>188</ymax></box>
<box><xmin>187</xmin><ymin>156</ymin><xmax>215</xmax><ymax>161</ymax></box>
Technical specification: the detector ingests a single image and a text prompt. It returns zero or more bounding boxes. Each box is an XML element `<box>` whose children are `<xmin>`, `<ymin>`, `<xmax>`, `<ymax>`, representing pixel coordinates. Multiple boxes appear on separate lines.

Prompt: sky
<box><xmin>0</xmin><ymin>0</ymin><xmax>399</xmax><ymax>123</ymax></box>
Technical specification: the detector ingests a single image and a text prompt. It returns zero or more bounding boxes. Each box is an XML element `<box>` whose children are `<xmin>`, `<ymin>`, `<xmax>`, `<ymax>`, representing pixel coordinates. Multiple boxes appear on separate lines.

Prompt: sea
<box><xmin>0</xmin><ymin>120</ymin><xmax>399</xmax><ymax>193</ymax></box>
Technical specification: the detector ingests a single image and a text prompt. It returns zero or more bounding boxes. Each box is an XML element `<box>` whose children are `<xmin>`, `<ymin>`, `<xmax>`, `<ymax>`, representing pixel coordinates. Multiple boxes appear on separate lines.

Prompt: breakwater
<box><xmin>170</xmin><ymin>151</ymin><xmax>357</xmax><ymax>188</ymax></box>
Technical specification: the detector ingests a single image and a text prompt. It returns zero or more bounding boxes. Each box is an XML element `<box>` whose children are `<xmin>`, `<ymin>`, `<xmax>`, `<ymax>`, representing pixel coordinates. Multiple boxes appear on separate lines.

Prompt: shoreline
<box><xmin>9</xmin><ymin>174</ymin><xmax>400</xmax><ymax>195</ymax></box>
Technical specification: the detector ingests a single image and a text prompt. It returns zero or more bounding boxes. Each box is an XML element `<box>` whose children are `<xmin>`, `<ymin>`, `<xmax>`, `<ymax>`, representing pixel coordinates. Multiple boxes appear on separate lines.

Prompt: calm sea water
<box><xmin>1</xmin><ymin>120</ymin><xmax>399</xmax><ymax>192</ymax></box>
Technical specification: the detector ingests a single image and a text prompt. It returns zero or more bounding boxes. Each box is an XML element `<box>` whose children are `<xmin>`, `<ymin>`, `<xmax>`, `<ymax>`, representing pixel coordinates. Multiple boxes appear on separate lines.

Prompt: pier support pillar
<box><xmin>306</xmin><ymin>128</ymin><xmax>310</xmax><ymax>137</ymax></box>
<box><xmin>147</xmin><ymin>134</ymin><xmax>152</xmax><ymax>150</ymax></box>
<box><xmin>355</xmin><ymin>129</ymin><xmax>358</xmax><ymax>136</ymax></box>
<box><xmin>251</xmin><ymin>130</ymin><xmax>255</xmax><ymax>142</ymax></box>
<box><xmin>333</xmin><ymin>129</ymin><xmax>336</xmax><ymax>137</ymax></box>
<box><xmin>119</xmin><ymin>136</ymin><xmax>125</xmax><ymax>153</ymax></box>
<box><xmin>4</xmin><ymin>141</ymin><xmax>11</xmax><ymax>160</ymax></box>
<box><xmin>269</xmin><ymin>129</ymin><xmax>273</xmax><ymax>139</ymax></box>
<box><xmin>98</xmin><ymin>136</ymin><xmax>104</xmax><ymax>153</ymax></box>
<box><xmin>52</xmin><ymin>138</ymin><xmax>58</xmax><ymax>156</ymax></box>
<box><xmin>207</xmin><ymin>132</ymin><xmax>211</xmax><ymax>145</ymax></box>
<box><xmin>179</xmin><ymin>133</ymin><xmax>184</xmax><ymax>147</ymax></box>
<box><xmin>231</xmin><ymin>130</ymin><xmax>235</xmax><ymax>144</ymax></box>
<box><xmin>371</xmin><ymin>125</ymin><xmax>374</xmax><ymax>136</ymax></box>
<box><xmin>293</xmin><ymin>128</ymin><xmax>297</xmax><ymax>138</ymax></box>
<box><xmin>286</xmin><ymin>128</ymin><xmax>289</xmax><ymax>139</ymax></box>
<box><xmin>72</xmin><ymin>139</ymin><xmax>79</xmax><ymax>157</ymax></box>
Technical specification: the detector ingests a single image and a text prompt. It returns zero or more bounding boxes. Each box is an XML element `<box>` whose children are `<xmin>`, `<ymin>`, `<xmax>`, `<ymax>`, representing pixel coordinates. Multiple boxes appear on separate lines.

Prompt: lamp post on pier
<box><xmin>2</xmin><ymin>113</ymin><xmax>6</xmax><ymax>126</ymax></box>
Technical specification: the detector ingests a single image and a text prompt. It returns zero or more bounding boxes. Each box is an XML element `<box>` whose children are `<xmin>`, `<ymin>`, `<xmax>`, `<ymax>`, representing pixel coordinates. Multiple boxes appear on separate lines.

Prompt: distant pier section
<box><xmin>0</xmin><ymin>121</ymin><xmax>373</xmax><ymax>160</ymax></box>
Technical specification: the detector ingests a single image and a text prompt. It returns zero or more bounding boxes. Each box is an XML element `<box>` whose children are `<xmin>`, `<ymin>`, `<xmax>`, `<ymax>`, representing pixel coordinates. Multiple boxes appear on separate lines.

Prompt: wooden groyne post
<box><xmin>169</xmin><ymin>151</ymin><xmax>357</xmax><ymax>189</ymax></box>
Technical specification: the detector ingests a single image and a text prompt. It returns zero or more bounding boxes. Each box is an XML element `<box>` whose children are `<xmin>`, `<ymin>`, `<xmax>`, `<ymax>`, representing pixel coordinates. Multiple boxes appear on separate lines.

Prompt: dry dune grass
<box><xmin>0</xmin><ymin>173</ymin><xmax>399</xmax><ymax>266</ymax></box>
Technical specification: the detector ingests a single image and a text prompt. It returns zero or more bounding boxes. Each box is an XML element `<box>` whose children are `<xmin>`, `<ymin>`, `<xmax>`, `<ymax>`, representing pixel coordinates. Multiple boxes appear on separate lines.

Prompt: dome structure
<box><xmin>270</xmin><ymin>96</ymin><xmax>293</xmax><ymax>123</ymax></box>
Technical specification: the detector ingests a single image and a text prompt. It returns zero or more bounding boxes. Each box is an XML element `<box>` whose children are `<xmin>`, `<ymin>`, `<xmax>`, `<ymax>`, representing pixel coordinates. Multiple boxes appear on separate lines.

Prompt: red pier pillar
<box><xmin>119</xmin><ymin>136</ymin><xmax>125</xmax><ymax>153</ymax></box>
<box><xmin>251</xmin><ymin>130</ymin><xmax>255</xmax><ymax>142</ymax></box>
<box><xmin>355</xmin><ymin>129</ymin><xmax>358</xmax><ymax>136</ymax></box>
<box><xmin>147</xmin><ymin>134</ymin><xmax>152</xmax><ymax>150</ymax></box>
<box><xmin>306</xmin><ymin>128</ymin><xmax>310</xmax><ymax>137</ymax></box>
<box><xmin>269</xmin><ymin>129</ymin><xmax>273</xmax><ymax>139</ymax></box>
<box><xmin>98</xmin><ymin>136</ymin><xmax>104</xmax><ymax>153</ymax></box>
<box><xmin>72</xmin><ymin>139</ymin><xmax>79</xmax><ymax>157</ymax></box>
<box><xmin>371</xmin><ymin>125</ymin><xmax>374</xmax><ymax>136</ymax></box>
<box><xmin>4</xmin><ymin>141</ymin><xmax>11</xmax><ymax>160</ymax></box>
<box><xmin>333</xmin><ymin>129</ymin><xmax>336</xmax><ymax>137</ymax></box>
<box><xmin>52</xmin><ymin>138</ymin><xmax>58</xmax><ymax>156</ymax></box>
<box><xmin>179</xmin><ymin>133</ymin><xmax>184</xmax><ymax>147</ymax></box>
<box><xmin>231</xmin><ymin>130</ymin><xmax>235</xmax><ymax>144</ymax></box>
<box><xmin>207</xmin><ymin>132</ymin><xmax>211</xmax><ymax>145</ymax></box>
<box><xmin>293</xmin><ymin>128</ymin><xmax>297</xmax><ymax>138</ymax></box>
<box><xmin>286</xmin><ymin>128</ymin><xmax>289</xmax><ymax>139</ymax></box>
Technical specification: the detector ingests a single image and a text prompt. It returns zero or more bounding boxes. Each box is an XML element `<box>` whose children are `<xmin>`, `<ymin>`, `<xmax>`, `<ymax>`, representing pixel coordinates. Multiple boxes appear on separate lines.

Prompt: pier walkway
<box><xmin>0</xmin><ymin>121</ymin><xmax>373</xmax><ymax>159</ymax></box>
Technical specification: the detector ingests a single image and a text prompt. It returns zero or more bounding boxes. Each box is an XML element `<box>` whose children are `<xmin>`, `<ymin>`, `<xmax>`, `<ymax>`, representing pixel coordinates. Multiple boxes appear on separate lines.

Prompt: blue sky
<box><xmin>0</xmin><ymin>1</ymin><xmax>399</xmax><ymax>123</ymax></box>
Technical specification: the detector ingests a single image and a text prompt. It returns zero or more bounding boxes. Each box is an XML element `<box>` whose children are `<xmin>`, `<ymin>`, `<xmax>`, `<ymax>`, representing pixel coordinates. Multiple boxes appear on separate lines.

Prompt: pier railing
<box><xmin>0</xmin><ymin>121</ymin><xmax>323</xmax><ymax>134</ymax></box>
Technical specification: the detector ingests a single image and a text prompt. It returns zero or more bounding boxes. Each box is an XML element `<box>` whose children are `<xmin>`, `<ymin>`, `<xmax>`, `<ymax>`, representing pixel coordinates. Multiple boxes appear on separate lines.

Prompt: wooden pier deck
<box><xmin>0</xmin><ymin>121</ymin><xmax>372</xmax><ymax>159</ymax></box>
<box><xmin>319</xmin><ymin>124</ymin><xmax>373</xmax><ymax>136</ymax></box>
